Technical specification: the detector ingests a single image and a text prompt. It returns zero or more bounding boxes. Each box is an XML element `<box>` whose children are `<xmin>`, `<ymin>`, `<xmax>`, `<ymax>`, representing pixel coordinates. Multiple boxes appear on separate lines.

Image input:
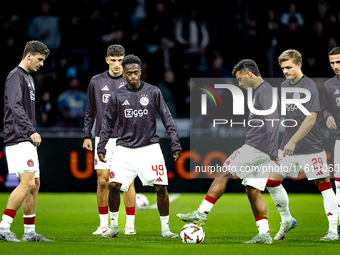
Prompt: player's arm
<box><xmin>97</xmin><ymin>94</ymin><xmax>118</xmax><ymax>162</ymax></box>
<box><xmin>284</xmin><ymin>112</ymin><xmax>317</xmax><ymax>156</ymax></box>
<box><xmin>83</xmin><ymin>81</ymin><xmax>96</xmax><ymax>150</ymax></box>
<box><xmin>262</xmin><ymin>86</ymin><xmax>280</xmax><ymax>160</ymax></box>
<box><xmin>6</xmin><ymin>76</ymin><xmax>37</xmax><ymax>141</ymax></box>
<box><xmin>321</xmin><ymin>86</ymin><xmax>337</xmax><ymax>130</ymax></box>
<box><xmin>155</xmin><ymin>88</ymin><xmax>182</xmax><ymax>159</ymax></box>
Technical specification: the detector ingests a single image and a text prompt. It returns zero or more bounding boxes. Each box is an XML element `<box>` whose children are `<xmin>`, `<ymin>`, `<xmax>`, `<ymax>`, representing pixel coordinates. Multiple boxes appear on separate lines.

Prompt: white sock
<box><xmin>23</xmin><ymin>214</ymin><xmax>36</xmax><ymax>234</ymax></box>
<box><xmin>109</xmin><ymin>211</ymin><xmax>119</xmax><ymax>226</ymax></box>
<box><xmin>99</xmin><ymin>214</ymin><xmax>109</xmax><ymax>227</ymax></box>
<box><xmin>321</xmin><ymin>188</ymin><xmax>338</xmax><ymax>233</ymax></box>
<box><xmin>256</xmin><ymin>218</ymin><xmax>269</xmax><ymax>234</ymax></box>
<box><xmin>198</xmin><ymin>195</ymin><xmax>217</xmax><ymax>214</ymax></box>
<box><xmin>160</xmin><ymin>215</ymin><xmax>169</xmax><ymax>231</ymax></box>
<box><xmin>267</xmin><ymin>185</ymin><xmax>292</xmax><ymax>222</ymax></box>
<box><xmin>0</xmin><ymin>215</ymin><xmax>13</xmax><ymax>229</ymax></box>
<box><xmin>335</xmin><ymin>180</ymin><xmax>340</xmax><ymax>223</ymax></box>
<box><xmin>126</xmin><ymin>215</ymin><xmax>135</xmax><ymax>227</ymax></box>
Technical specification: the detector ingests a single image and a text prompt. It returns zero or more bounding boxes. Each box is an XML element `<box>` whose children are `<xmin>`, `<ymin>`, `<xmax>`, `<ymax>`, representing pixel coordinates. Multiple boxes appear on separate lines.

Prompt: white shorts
<box><xmin>94</xmin><ymin>137</ymin><xmax>117</xmax><ymax>170</ymax></box>
<box><xmin>333</xmin><ymin>140</ymin><xmax>340</xmax><ymax>178</ymax></box>
<box><xmin>222</xmin><ymin>144</ymin><xmax>273</xmax><ymax>191</ymax></box>
<box><xmin>5</xmin><ymin>141</ymin><xmax>40</xmax><ymax>178</ymax></box>
<box><xmin>109</xmin><ymin>143</ymin><xmax>168</xmax><ymax>192</ymax></box>
<box><xmin>275</xmin><ymin>150</ymin><xmax>328</xmax><ymax>180</ymax></box>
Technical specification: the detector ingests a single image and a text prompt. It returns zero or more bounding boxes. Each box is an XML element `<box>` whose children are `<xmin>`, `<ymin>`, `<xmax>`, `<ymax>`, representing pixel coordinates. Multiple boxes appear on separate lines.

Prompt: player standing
<box><xmin>0</xmin><ymin>41</ymin><xmax>52</xmax><ymax>242</ymax></box>
<box><xmin>177</xmin><ymin>59</ymin><xmax>280</xmax><ymax>244</ymax></box>
<box><xmin>83</xmin><ymin>45</ymin><xmax>137</xmax><ymax>235</ymax></box>
<box><xmin>322</xmin><ymin>46</ymin><xmax>340</xmax><ymax>234</ymax></box>
<box><xmin>97</xmin><ymin>54</ymin><xmax>182</xmax><ymax>238</ymax></box>
<box><xmin>265</xmin><ymin>49</ymin><xmax>338</xmax><ymax>241</ymax></box>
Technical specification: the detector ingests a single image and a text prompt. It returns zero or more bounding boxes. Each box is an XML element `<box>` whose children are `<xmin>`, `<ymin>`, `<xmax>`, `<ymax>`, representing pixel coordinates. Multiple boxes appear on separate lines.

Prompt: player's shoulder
<box><xmin>324</xmin><ymin>76</ymin><xmax>338</xmax><ymax>88</ymax></box>
<box><xmin>301</xmin><ymin>75</ymin><xmax>315</xmax><ymax>85</ymax></box>
<box><xmin>90</xmin><ymin>71</ymin><xmax>107</xmax><ymax>83</ymax></box>
<box><xmin>6</xmin><ymin>67</ymin><xmax>25</xmax><ymax>84</ymax></box>
<box><xmin>143</xmin><ymin>81</ymin><xmax>161</xmax><ymax>93</ymax></box>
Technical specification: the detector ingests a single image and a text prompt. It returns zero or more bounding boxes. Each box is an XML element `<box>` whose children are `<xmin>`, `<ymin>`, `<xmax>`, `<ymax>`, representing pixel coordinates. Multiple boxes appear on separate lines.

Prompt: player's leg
<box><xmin>243</xmin><ymin>185</ymin><xmax>272</xmax><ymax>244</ymax></box>
<box><xmin>333</xmin><ymin>140</ymin><xmax>340</xmax><ymax>232</ymax></box>
<box><xmin>266</xmin><ymin>173</ymin><xmax>297</xmax><ymax>240</ymax></box>
<box><xmin>315</xmin><ymin>177</ymin><xmax>339</xmax><ymax>241</ymax></box>
<box><xmin>123</xmin><ymin>180</ymin><xmax>136</xmax><ymax>234</ymax></box>
<box><xmin>22</xmin><ymin>177</ymin><xmax>39</xmax><ymax>234</ymax></box>
<box><xmin>93</xmin><ymin>169</ymin><xmax>110</xmax><ymax>235</ymax></box>
<box><xmin>177</xmin><ymin>146</ymin><xmax>254</xmax><ymax>225</ymax></box>
<box><xmin>265</xmin><ymin>152</ymin><xmax>297</xmax><ymax>240</ymax></box>
<box><xmin>154</xmin><ymin>184</ymin><xmax>178</xmax><ymax>238</ymax></box>
<box><xmin>102</xmin><ymin>181</ymin><xmax>121</xmax><ymax>238</ymax></box>
<box><xmin>21</xmin><ymin>177</ymin><xmax>52</xmax><ymax>242</ymax></box>
<box><xmin>0</xmin><ymin>172</ymin><xmax>35</xmax><ymax>242</ymax></box>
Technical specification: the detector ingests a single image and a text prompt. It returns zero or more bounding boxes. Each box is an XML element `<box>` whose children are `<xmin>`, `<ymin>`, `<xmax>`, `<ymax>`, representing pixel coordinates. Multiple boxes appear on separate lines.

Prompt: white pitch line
<box><xmin>148</xmin><ymin>193</ymin><xmax>181</xmax><ymax>209</ymax></box>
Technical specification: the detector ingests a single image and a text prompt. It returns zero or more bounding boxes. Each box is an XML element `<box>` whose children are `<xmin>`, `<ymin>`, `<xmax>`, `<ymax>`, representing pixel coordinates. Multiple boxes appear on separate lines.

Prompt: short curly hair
<box><xmin>107</xmin><ymin>44</ymin><xmax>125</xmax><ymax>57</ymax></box>
<box><xmin>23</xmin><ymin>40</ymin><xmax>50</xmax><ymax>58</ymax></box>
<box><xmin>122</xmin><ymin>54</ymin><xmax>142</xmax><ymax>68</ymax></box>
<box><xmin>232</xmin><ymin>59</ymin><xmax>261</xmax><ymax>77</ymax></box>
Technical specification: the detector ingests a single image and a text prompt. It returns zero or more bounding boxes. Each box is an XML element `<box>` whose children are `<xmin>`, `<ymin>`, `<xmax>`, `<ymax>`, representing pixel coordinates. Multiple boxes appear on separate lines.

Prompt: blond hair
<box><xmin>278</xmin><ymin>49</ymin><xmax>302</xmax><ymax>65</ymax></box>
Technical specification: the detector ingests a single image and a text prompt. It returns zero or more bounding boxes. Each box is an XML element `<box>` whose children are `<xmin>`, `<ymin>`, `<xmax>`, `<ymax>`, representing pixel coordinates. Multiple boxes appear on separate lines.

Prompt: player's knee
<box><xmin>20</xmin><ymin>181</ymin><xmax>35</xmax><ymax>193</ymax></box>
<box><xmin>154</xmin><ymin>184</ymin><xmax>167</xmax><ymax>194</ymax></box>
<box><xmin>108</xmin><ymin>182</ymin><xmax>121</xmax><ymax>192</ymax></box>
<box><xmin>245</xmin><ymin>186</ymin><xmax>260</xmax><ymax>196</ymax></box>
<box><xmin>98</xmin><ymin>179</ymin><xmax>109</xmax><ymax>190</ymax></box>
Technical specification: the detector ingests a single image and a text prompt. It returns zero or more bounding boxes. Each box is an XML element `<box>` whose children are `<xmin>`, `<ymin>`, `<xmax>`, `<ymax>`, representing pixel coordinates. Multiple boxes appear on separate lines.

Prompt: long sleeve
<box><xmin>322</xmin><ymin>86</ymin><xmax>333</xmax><ymax>123</ymax></box>
<box><xmin>261</xmin><ymin>89</ymin><xmax>279</xmax><ymax>159</ymax></box>
<box><xmin>5</xmin><ymin>75</ymin><xmax>36</xmax><ymax>137</ymax></box>
<box><xmin>155</xmin><ymin>89</ymin><xmax>182</xmax><ymax>153</ymax></box>
<box><xmin>97</xmin><ymin>94</ymin><xmax>118</xmax><ymax>155</ymax></box>
<box><xmin>83</xmin><ymin>81</ymin><xmax>96</xmax><ymax>139</ymax></box>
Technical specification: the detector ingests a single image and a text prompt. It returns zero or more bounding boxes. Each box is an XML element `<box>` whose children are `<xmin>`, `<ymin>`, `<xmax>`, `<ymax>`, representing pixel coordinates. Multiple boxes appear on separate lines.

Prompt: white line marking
<box><xmin>148</xmin><ymin>193</ymin><xmax>181</xmax><ymax>209</ymax></box>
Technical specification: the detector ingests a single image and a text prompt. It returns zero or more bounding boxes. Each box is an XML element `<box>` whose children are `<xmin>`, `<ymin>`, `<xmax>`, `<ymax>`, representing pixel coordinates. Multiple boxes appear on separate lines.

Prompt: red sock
<box><xmin>204</xmin><ymin>195</ymin><xmax>217</xmax><ymax>204</ymax></box>
<box><xmin>4</xmin><ymin>209</ymin><xmax>16</xmax><ymax>219</ymax></box>
<box><xmin>266</xmin><ymin>179</ymin><xmax>281</xmax><ymax>187</ymax></box>
<box><xmin>255</xmin><ymin>216</ymin><xmax>268</xmax><ymax>222</ymax></box>
<box><xmin>125</xmin><ymin>207</ymin><xmax>135</xmax><ymax>216</ymax></box>
<box><xmin>23</xmin><ymin>215</ymin><xmax>35</xmax><ymax>225</ymax></box>
<box><xmin>318</xmin><ymin>182</ymin><xmax>332</xmax><ymax>192</ymax></box>
<box><xmin>98</xmin><ymin>206</ymin><xmax>108</xmax><ymax>215</ymax></box>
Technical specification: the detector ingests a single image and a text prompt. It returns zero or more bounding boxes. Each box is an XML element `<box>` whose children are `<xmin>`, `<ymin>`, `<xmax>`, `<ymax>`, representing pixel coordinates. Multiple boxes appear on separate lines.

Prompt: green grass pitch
<box><xmin>1</xmin><ymin>192</ymin><xmax>340</xmax><ymax>254</ymax></box>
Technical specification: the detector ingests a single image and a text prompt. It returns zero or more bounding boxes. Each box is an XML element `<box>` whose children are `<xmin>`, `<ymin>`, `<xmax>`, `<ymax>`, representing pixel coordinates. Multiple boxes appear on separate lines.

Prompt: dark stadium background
<box><xmin>0</xmin><ymin>0</ymin><xmax>340</xmax><ymax>192</ymax></box>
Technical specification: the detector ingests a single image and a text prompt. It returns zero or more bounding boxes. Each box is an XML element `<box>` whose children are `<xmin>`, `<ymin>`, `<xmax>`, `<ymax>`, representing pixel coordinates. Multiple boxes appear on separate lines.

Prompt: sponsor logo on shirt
<box><xmin>334</xmin><ymin>89</ymin><xmax>340</xmax><ymax>95</ymax></box>
<box><xmin>30</xmin><ymin>91</ymin><xmax>35</xmax><ymax>101</ymax></box>
<box><xmin>101</xmin><ymin>85</ymin><xmax>109</xmax><ymax>91</ymax></box>
<box><xmin>102</xmin><ymin>94</ymin><xmax>110</xmax><ymax>103</ymax></box>
<box><xmin>336</xmin><ymin>97</ymin><xmax>340</xmax><ymax>106</ymax></box>
<box><xmin>122</xmin><ymin>100</ymin><xmax>130</xmax><ymax>106</ymax></box>
<box><xmin>124</xmin><ymin>108</ymin><xmax>149</xmax><ymax>118</ymax></box>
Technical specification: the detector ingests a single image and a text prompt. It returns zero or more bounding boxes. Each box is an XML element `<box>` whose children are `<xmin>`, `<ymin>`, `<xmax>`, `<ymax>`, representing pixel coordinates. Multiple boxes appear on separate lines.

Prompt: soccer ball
<box><xmin>180</xmin><ymin>224</ymin><xmax>205</xmax><ymax>244</ymax></box>
<box><xmin>135</xmin><ymin>193</ymin><xmax>149</xmax><ymax>210</ymax></box>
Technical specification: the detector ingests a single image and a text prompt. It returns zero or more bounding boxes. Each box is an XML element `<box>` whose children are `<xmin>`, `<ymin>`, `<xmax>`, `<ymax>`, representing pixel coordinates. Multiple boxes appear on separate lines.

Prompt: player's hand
<box><xmin>283</xmin><ymin>141</ymin><xmax>295</xmax><ymax>157</ymax></box>
<box><xmin>273</xmin><ymin>157</ymin><xmax>281</xmax><ymax>166</ymax></box>
<box><xmin>173</xmin><ymin>151</ymin><xmax>182</xmax><ymax>161</ymax></box>
<box><xmin>98</xmin><ymin>153</ymin><xmax>107</xmax><ymax>163</ymax></box>
<box><xmin>30</xmin><ymin>132</ymin><xmax>42</xmax><ymax>146</ymax></box>
<box><xmin>326</xmin><ymin>116</ymin><xmax>337</xmax><ymax>130</ymax></box>
<box><xmin>83</xmin><ymin>138</ymin><xmax>93</xmax><ymax>151</ymax></box>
